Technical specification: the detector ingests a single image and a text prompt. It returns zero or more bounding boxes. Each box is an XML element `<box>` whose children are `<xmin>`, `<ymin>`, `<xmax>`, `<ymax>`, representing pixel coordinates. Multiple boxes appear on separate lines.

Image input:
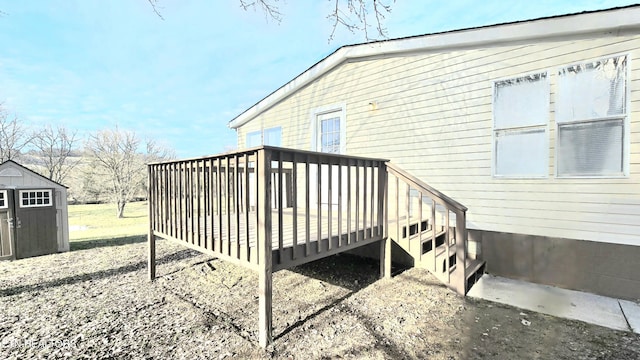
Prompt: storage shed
<box><xmin>0</xmin><ymin>160</ymin><xmax>70</xmax><ymax>260</ymax></box>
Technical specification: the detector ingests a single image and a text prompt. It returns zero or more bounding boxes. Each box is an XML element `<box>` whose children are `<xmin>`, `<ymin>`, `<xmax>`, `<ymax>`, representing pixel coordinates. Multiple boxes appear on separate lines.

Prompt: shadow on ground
<box><xmin>70</xmin><ymin>235</ymin><xmax>147</xmax><ymax>251</ymax></box>
<box><xmin>0</xmin><ymin>249</ymin><xmax>200</xmax><ymax>297</ymax></box>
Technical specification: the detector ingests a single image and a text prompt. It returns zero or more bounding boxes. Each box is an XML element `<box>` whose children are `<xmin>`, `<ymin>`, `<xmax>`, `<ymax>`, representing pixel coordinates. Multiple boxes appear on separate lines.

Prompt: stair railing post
<box><xmin>455</xmin><ymin>209</ymin><xmax>467</xmax><ymax>295</ymax></box>
<box><xmin>379</xmin><ymin>162</ymin><xmax>391</xmax><ymax>278</ymax></box>
<box><xmin>257</xmin><ymin>148</ymin><xmax>273</xmax><ymax>347</ymax></box>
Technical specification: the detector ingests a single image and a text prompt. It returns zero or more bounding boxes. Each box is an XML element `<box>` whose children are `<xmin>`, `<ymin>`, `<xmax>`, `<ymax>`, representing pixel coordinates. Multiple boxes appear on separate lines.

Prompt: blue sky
<box><xmin>0</xmin><ymin>0</ymin><xmax>637</xmax><ymax>158</ymax></box>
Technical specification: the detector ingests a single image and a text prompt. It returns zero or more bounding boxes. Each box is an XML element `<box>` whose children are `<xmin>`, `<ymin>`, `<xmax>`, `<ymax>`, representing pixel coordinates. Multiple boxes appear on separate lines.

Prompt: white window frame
<box><xmin>310</xmin><ymin>104</ymin><xmax>346</xmax><ymax>154</ymax></box>
<box><xmin>245</xmin><ymin>126</ymin><xmax>282</xmax><ymax>148</ymax></box>
<box><xmin>555</xmin><ymin>54</ymin><xmax>629</xmax><ymax>178</ymax></box>
<box><xmin>19</xmin><ymin>189</ymin><xmax>53</xmax><ymax>208</ymax></box>
<box><xmin>492</xmin><ymin>72</ymin><xmax>550</xmax><ymax>178</ymax></box>
<box><xmin>0</xmin><ymin>190</ymin><xmax>7</xmax><ymax>209</ymax></box>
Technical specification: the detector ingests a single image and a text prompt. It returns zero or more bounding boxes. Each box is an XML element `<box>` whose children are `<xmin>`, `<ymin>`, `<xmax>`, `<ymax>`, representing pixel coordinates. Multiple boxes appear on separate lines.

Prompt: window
<box><xmin>245</xmin><ymin>127</ymin><xmax>282</xmax><ymax>148</ymax></box>
<box><xmin>493</xmin><ymin>73</ymin><xmax>549</xmax><ymax>177</ymax></box>
<box><xmin>319</xmin><ymin>113</ymin><xmax>341</xmax><ymax>154</ymax></box>
<box><xmin>311</xmin><ymin>105</ymin><xmax>346</xmax><ymax>154</ymax></box>
<box><xmin>263</xmin><ymin>127</ymin><xmax>282</xmax><ymax>146</ymax></box>
<box><xmin>556</xmin><ymin>55</ymin><xmax>627</xmax><ymax>177</ymax></box>
<box><xmin>0</xmin><ymin>190</ymin><xmax>7</xmax><ymax>209</ymax></box>
<box><xmin>19</xmin><ymin>190</ymin><xmax>52</xmax><ymax>208</ymax></box>
<box><xmin>246</xmin><ymin>131</ymin><xmax>261</xmax><ymax>147</ymax></box>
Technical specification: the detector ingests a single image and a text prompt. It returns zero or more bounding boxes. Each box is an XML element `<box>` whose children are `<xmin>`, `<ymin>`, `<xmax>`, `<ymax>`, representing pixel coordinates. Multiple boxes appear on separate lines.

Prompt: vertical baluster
<box><xmin>337</xmin><ymin>161</ymin><xmax>343</xmax><ymax>247</ymax></box>
<box><xmin>305</xmin><ymin>157</ymin><xmax>310</xmax><ymax>257</ymax></box>
<box><xmin>405</xmin><ymin>181</ymin><xmax>410</xmax><ymax>251</ymax></box>
<box><xmin>178</xmin><ymin>162</ymin><xmax>187</xmax><ymax>241</ymax></box>
<box><xmin>277</xmin><ymin>154</ymin><xmax>284</xmax><ymax>264</ymax></box>
<box><xmin>395</xmin><ymin>176</ymin><xmax>400</xmax><ymax>246</ymax></box>
<box><xmin>245</xmin><ymin>153</ymin><xmax>251</xmax><ymax>262</ymax></box>
<box><xmin>431</xmin><ymin>199</ymin><xmax>436</xmax><ymax>273</ymax></box>
<box><xmin>217</xmin><ymin>158</ymin><xmax>223</xmax><ymax>253</ymax></box>
<box><xmin>445</xmin><ymin>209</ymin><xmax>451</xmax><ymax>283</ymax></box>
<box><xmin>225</xmin><ymin>157</ymin><xmax>231</xmax><ymax>256</ymax></box>
<box><xmin>316</xmin><ymin>157</ymin><xmax>322</xmax><ymax>253</ymax></box>
<box><xmin>370</xmin><ymin>164</ymin><xmax>374</xmax><ymax>238</ymax></box>
<box><xmin>346</xmin><ymin>161</ymin><xmax>352</xmax><ymax>245</ymax></box>
<box><xmin>196</xmin><ymin>161</ymin><xmax>202</xmax><ymax>247</ymax></box>
<box><xmin>327</xmin><ymin>160</ymin><xmax>333</xmax><ymax>250</ymax></box>
<box><xmin>355</xmin><ymin>161</ymin><xmax>360</xmax><ymax>242</ymax></box>
<box><xmin>418</xmin><ymin>191</ymin><xmax>423</xmax><ymax>261</ymax></box>
<box><xmin>208</xmin><ymin>158</ymin><xmax>215</xmax><ymax>250</ymax></box>
<box><xmin>235</xmin><ymin>154</ymin><xmax>241</xmax><ymax>259</ymax></box>
<box><xmin>362</xmin><ymin>161</ymin><xmax>367</xmax><ymax>240</ymax></box>
<box><xmin>291</xmin><ymin>153</ymin><xmax>298</xmax><ymax>260</ymax></box>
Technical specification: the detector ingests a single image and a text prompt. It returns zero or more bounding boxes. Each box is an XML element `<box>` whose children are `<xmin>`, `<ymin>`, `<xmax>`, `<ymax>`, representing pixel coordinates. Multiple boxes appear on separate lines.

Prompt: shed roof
<box><xmin>228</xmin><ymin>4</ymin><xmax>640</xmax><ymax>129</ymax></box>
<box><xmin>0</xmin><ymin>160</ymin><xmax>68</xmax><ymax>189</ymax></box>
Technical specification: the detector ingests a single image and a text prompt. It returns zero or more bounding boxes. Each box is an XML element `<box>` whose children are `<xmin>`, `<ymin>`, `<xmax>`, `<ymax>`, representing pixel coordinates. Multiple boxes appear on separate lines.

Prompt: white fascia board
<box><xmin>228</xmin><ymin>6</ymin><xmax>640</xmax><ymax>129</ymax></box>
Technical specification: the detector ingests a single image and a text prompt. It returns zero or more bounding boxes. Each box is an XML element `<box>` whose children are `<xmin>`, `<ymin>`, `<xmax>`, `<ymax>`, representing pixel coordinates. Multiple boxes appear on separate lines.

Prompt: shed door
<box><xmin>14</xmin><ymin>189</ymin><xmax>58</xmax><ymax>259</ymax></box>
<box><xmin>0</xmin><ymin>190</ymin><xmax>13</xmax><ymax>260</ymax></box>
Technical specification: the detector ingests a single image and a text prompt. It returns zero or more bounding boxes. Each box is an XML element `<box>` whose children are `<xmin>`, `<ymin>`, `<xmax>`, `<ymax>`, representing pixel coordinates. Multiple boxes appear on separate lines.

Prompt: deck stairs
<box><xmin>389</xmin><ymin>218</ymin><xmax>485</xmax><ymax>294</ymax></box>
<box><xmin>386</xmin><ymin>163</ymin><xmax>485</xmax><ymax>295</ymax></box>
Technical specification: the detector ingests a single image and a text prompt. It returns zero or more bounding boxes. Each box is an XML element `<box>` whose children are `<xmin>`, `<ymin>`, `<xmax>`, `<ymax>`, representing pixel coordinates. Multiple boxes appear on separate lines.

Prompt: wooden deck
<box><xmin>148</xmin><ymin>146</ymin><xmax>478</xmax><ymax>347</ymax></box>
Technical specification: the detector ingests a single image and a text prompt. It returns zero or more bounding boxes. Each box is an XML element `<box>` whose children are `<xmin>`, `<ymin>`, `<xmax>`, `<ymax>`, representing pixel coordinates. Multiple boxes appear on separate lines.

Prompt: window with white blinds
<box><xmin>493</xmin><ymin>73</ymin><xmax>549</xmax><ymax>177</ymax></box>
<box><xmin>556</xmin><ymin>55</ymin><xmax>627</xmax><ymax>177</ymax></box>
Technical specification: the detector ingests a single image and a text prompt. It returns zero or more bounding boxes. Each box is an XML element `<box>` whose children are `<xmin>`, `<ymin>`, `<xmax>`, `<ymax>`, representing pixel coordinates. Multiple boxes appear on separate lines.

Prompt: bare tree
<box><xmin>0</xmin><ymin>103</ymin><xmax>32</xmax><ymax>163</ymax></box>
<box><xmin>86</xmin><ymin>127</ymin><xmax>173</xmax><ymax>217</ymax></box>
<box><xmin>30</xmin><ymin>125</ymin><xmax>79</xmax><ymax>184</ymax></box>
<box><xmin>327</xmin><ymin>0</ymin><xmax>394</xmax><ymax>42</ymax></box>
<box><xmin>147</xmin><ymin>0</ymin><xmax>394</xmax><ymax>42</ymax></box>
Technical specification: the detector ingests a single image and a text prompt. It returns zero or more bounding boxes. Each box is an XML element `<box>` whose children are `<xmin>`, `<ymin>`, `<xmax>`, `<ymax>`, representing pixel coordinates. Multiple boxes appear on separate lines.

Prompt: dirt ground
<box><xmin>1</xmin><ymin>238</ymin><xmax>639</xmax><ymax>360</ymax></box>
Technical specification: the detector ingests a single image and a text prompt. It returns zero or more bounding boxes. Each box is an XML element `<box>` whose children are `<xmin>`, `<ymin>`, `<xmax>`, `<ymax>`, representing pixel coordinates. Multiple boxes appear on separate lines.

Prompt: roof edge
<box><xmin>228</xmin><ymin>5</ymin><xmax>640</xmax><ymax>129</ymax></box>
<box><xmin>0</xmin><ymin>160</ymin><xmax>69</xmax><ymax>189</ymax></box>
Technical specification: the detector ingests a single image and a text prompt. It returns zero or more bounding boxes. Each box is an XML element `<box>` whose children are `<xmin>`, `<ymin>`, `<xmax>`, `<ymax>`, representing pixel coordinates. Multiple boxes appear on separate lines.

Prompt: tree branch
<box><xmin>147</xmin><ymin>0</ymin><xmax>164</xmax><ymax>20</ymax></box>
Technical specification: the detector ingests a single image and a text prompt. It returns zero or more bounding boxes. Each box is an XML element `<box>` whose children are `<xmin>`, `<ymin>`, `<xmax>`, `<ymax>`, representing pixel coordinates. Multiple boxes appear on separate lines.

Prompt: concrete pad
<box><xmin>467</xmin><ymin>274</ymin><xmax>629</xmax><ymax>331</ymax></box>
<box><xmin>619</xmin><ymin>299</ymin><xmax>640</xmax><ymax>334</ymax></box>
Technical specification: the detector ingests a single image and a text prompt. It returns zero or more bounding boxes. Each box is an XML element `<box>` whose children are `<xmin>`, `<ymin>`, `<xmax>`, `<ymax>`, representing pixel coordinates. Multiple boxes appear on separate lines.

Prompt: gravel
<box><xmin>1</xmin><ymin>238</ymin><xmax>638</xmax><ymax>359</ymax></box>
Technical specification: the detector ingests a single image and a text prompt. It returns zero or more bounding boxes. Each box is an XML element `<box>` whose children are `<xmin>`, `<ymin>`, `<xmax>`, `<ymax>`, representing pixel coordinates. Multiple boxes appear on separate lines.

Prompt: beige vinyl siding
<box><xmin>237</xmin><ymin>33</ymin><xmax>640</xmax><ymax>246</ymax></box>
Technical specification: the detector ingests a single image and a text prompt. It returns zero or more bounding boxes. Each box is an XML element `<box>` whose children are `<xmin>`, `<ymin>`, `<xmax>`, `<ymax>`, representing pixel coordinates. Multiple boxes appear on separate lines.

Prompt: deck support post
<box><xmin>257</xmin><ymin>148</ymin><xmax>273</xmax><ymax>347</ymax></box>
<box><xmin>380</xmin><ymin>238</ymin><xmax>392</xmax><ymax>278</ymax></box>
<box><xmin>148</xmin><ymin>232</ymin><xmax>156</xmax><ymax>281</ymax></box>
<box><xmin>454</xmin><ymin>210</ymin><xmax>467</xmax><ymax>295</ymax></box>
<box><xmin>379</xmin><ymin>162</ymin><xmax>390</xmax><ymax>278</ymax></box>
<box><xmin>148</xmin><ymin>165</ymin><xmax>156</xmax><ymax>281</ymax></box>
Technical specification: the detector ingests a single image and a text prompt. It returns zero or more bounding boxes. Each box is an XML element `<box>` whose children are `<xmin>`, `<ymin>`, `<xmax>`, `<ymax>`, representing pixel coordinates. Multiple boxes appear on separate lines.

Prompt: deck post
<box><xmin>148</xmin><ymin>165</ymin><xmax>156</xmax><ymax>281</ymax></box>
<box><xmin>257</xmin><ymin>148</ymin><xmax>273</xmax><ymax>347</ymax></box>
<box><xmin>379</xmin><ymin>162</ymin><xmax>391</xmax><ymax>278</ymax></box>
<box><xmin>454</xmin><ymin>209</ymin><xmax>467</xmax><ymax>295</ymax></box>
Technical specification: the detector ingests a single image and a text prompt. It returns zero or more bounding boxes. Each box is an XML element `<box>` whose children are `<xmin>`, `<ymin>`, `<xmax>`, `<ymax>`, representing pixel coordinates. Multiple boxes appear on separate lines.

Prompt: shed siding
<box><xmin>237</xmin><ymin>34</ymin><xmax>640</xmax><ymax>246</ymax></box>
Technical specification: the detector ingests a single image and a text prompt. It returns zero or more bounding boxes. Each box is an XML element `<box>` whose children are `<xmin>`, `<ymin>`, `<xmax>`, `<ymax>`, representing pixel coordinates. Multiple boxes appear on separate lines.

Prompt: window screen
<box><xmin>493</xmin><ymin>73</ymin><xmax>549</xmax><ymax>177</ymax></box>
<box><xmin>556</xmin><ymin>55</ymin><xmax>627</xmax><ymax>177</ymax></box>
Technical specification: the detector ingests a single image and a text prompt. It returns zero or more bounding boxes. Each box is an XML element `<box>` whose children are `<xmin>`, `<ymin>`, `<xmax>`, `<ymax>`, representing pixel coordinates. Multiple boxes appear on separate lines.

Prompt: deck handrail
<box><xmin>386</xmin><ymin>162</ymin><xmax>467</xmax><ymax>213</ymax></box>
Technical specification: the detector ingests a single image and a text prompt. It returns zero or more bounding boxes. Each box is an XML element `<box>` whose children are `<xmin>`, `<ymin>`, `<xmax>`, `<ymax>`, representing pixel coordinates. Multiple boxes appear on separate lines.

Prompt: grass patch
<box><xmin>68</xmin><ymin>202</ymin><xmax>148</xmax><ymax>248</ymax></box>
